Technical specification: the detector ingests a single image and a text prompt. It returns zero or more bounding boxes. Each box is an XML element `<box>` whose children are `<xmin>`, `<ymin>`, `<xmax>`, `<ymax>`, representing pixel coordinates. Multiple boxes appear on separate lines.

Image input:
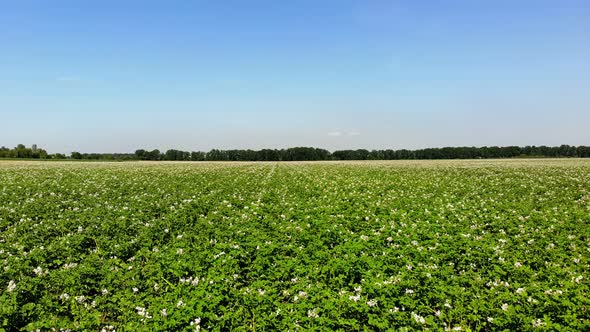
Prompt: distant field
<box><xmin>1</xmin><ymin>160</ymin><xmax>589</xmax><ymax>331</ymax></box>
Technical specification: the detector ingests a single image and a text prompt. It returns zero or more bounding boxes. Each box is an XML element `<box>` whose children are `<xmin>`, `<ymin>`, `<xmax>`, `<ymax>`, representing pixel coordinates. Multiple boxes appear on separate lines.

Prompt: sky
<box><xmin>1</xmin><ymin>0</ymin><xmax>589</xmax><ymax>153</ymax></box>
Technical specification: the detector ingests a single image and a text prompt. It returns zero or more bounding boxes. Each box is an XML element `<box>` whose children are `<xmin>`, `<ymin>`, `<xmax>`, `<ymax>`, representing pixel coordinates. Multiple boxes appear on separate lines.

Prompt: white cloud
<box><xmin>328</xmin><ymin>131</ymin><xmax>360</xmax><ymax>137</ymax></box>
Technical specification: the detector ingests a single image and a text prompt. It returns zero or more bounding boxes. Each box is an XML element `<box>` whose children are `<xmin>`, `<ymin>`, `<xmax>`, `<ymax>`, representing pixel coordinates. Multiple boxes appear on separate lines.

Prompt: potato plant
<box><xmin>1</xmin><ymin>160</ymin><xmax>589</xmax><ymax>331</ymax></box>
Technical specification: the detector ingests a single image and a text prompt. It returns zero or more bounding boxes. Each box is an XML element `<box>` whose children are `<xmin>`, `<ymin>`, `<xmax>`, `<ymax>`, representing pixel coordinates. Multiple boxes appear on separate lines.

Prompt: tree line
<box><xmin>2</xmin><ymin>144</ymin><xmax>590</xmax><ymax>161</ymax></box>
<box><xmin>0</xmin><ymin>144</ymin><xmax>52</xmax><ymax>159</ymax></box>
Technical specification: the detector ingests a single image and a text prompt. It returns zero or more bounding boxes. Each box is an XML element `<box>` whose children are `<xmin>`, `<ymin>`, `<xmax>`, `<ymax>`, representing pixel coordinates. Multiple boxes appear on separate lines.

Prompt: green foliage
<box><xmin>0</xmin><ymin>144</ymin><xmax>49</xmax><ymax>159</ymax></box>
<box><xmin>0</xmin><ymin>160</ymin><xmax>589</xmax><ymax>331</ymax></box>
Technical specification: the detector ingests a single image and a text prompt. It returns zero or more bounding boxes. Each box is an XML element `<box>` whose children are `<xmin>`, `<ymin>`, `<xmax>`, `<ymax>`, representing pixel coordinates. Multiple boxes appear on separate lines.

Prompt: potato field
<box><xmin>1</xmin><ymin>160</ymin><xmax>589</xmax><ymax>331</ymax></box>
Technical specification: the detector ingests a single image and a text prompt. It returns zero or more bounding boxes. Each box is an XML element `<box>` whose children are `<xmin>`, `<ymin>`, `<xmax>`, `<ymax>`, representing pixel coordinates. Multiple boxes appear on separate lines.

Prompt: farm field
<box><xmin>1</xmin><ymin>160</ymin><xmax>589</xmax><ymax>331</ymax></box>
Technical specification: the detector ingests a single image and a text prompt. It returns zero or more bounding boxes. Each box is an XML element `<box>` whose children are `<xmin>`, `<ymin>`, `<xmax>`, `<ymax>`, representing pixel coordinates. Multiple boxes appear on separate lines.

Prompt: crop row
<box><xmin>1</xmin><ymin>160</ymin><xmax>589</xmax><ymax>331</ymax></box>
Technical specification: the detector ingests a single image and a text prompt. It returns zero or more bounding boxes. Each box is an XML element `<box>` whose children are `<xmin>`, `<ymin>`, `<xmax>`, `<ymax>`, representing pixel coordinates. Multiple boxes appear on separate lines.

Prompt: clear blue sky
<box><xmin>1</xmin><ymin>0</ymin><xmax>589</xmax><ymax>153</ymax></box>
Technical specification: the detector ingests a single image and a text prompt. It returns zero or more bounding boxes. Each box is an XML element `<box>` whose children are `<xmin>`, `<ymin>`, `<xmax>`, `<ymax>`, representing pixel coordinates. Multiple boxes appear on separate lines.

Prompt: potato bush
<box><xmin>1</xmin><ymin>160</ymin><xmax>589</xmax><ymax>331</ymax></box>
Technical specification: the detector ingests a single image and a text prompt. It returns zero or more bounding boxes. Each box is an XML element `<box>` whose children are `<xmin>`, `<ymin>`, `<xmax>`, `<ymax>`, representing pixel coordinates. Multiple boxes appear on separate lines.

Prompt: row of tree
<box><xmin>0</xmin><ymin>144</ymin><xmax>52</xmax><ymax>159</ymax></box>
<box><xmin>2</xmin><ymin>144</ymin><xmax>590</xmax><ymax>161</ymax></box>
<box><xmin>0</xmin><ymin>145</ymin><xmax>135</xmax><ymax>160</ymax></box>
<box><xmin>131</xmin><ymin>145</ymin><xmax>590</xmax><ymax>160</ymax></box>
<box><xmin>133</xmin><ymin>147</ymin><xmax>332</xmax><ymax>161</ymax></box>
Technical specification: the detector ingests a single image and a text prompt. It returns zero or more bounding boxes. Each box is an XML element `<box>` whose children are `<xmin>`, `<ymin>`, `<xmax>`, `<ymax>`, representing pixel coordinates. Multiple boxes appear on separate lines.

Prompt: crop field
<box><xmin>1</xmin><ymin>159</ymin><xmax>589</xmax><ymax>331</ymax></box>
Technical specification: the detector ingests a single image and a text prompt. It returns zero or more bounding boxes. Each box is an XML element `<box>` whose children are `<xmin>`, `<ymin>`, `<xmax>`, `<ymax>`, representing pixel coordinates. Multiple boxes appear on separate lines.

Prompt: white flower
<box><xmin>135</xmin><ymin>306</ymin><xmax>152</xmax><ymax>319</ymax></box>
<box><xmin>176</xmin><ymin>248</ymin><xmax>184</xmax><ymax>255</ymax></box>
<box><xmin>501</xmin><ymin>303</ymin><xmax>509</xmax><ymax>311</ymax></box>
<box><xmin>177</xmin><ymin>300</ymin><xmax>185</xmax><ymax>308</ymax></box>
<box><xmin>367</xmin><ymin>299</ymin><xmax>378</xmax><ymax>307</ymax></box>
<box><xmin>307</xmin><ymin>308</ymin><xmax>319</xmax><ymax>318</ymax></box>
<box><xmin>63</xmin><ymin>262</ymin><xmax>78</xmax><ymax>269</ymax></box>
<box><xmin>405</xmin><ymin>288</ymin><xmax>414</xmax><ymax>294</ymax></box>
<box><xmin>411</xmin><ymin>312</ymin><xmax>426</xmax><ymax>324</ymax></box>
<box><xmin>59</xmin><ymin>293</ymin><xmax>70</xmax><ymax>301</ymax></box>
<box><xmin>532</xmin><ymin>318</ymin><xmax>546</xmax><ymax>327</ymax></box>
<box><xmin>153</xmin><ymin>283</ymin><xmax>159</xmax><ymax>291</ymax></box>
<box><xmin>132</xmin><ymin>287</ymin><xmax>139</xmax><ymax>293</ymax></box>
<box><xmin>33</xmin><ymin>266</ymin><xmax>47</xmax><ymax>277</ymax></box>
<box><xmin>75</xmin><ymin>295</ymin><xmax>86</xmax><ymax>304</ymax></box>
<box><xmin>258</xmin><ymin>289</ymin><xmax>266</xmax><ymax>296</ymax></box>
<box><xmin>544</xmin><ymin>289</ymin><xmax>563</xmax><ymax>296</ymax></box>
<box><xmin>192</xmin><ymin>277</ymin><xmax>200</xmax><ymax>286</ymax></box>
<box><xmin>102</xmin><ymin>288</ymin><xmax>109</xmax><ymax>295</ymax></box>
<box><xmin>434</xmin><ymin>310</ymin><xmax>441</xmax><ymax>317</ymax></box>
<box><xmin>516</xmin><ymin>287</ymin><xmax>526</xmax><ymax>294</ymax></box>
<box><xmin>487</xmin><ymin>317</ymin><xmax>494</xmax><ymax>322</ymax></box>
<box><xmin>160</xmin><ymin>308</ymin><xmax>168</xmax><ymax>317</ymax></box>
<box><xmin>349</xmin><ymin>294</ymin><xmax>361</xmax><ymax>302</ymax></box>
<box><xmin>7</xmin><ymin>280</ymin><xmax>16</xmax><ymax>292</ymax></box>
<box><xmin>514</xmin><ymin>262</ymin><xmax>522</xmax><ymax>268</ymax></box>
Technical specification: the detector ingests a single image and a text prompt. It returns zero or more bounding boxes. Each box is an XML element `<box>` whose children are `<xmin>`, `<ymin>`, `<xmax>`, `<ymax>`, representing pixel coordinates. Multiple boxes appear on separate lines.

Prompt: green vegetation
<box><xmin>1</xmin><ymin>160</ymin><xmax>589</xmax><ymax>331</ymax></box>
<box><xmin>0</xmin><ymin>145</ymin><xmax>50</xmax><ymax>159</ymax></box>
<box><xmin>2</xmin><ymin>144</ymin><xmax>590</xmax><ymax>161</ymax></box>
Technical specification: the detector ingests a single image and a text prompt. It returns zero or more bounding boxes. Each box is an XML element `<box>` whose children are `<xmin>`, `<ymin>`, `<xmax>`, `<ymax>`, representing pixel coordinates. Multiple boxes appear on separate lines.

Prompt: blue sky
<box><xmin>1</xmin><ymin>0</ymin><xmax>589</xmax><ymax>153</ymax></box>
